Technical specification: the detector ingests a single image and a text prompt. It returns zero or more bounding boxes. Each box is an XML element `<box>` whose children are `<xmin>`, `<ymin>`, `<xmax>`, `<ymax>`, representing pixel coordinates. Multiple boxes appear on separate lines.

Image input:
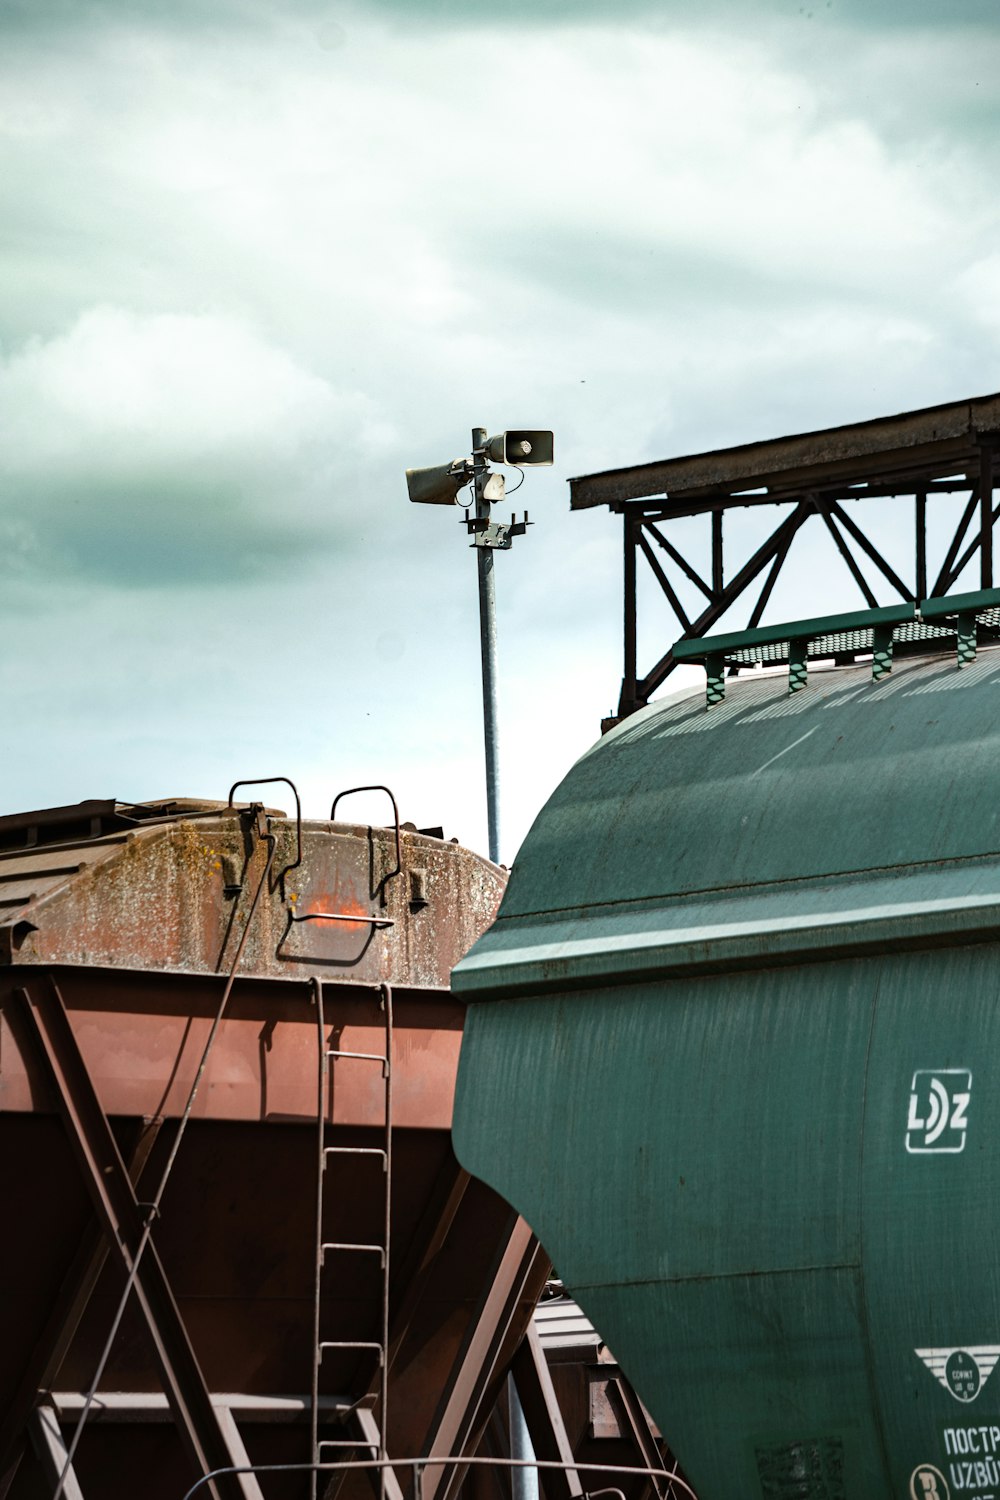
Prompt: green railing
<box><xmin>673</xmin><ymin>589</ymin><xmax>1000</xmax><ymax>706</ymax></box>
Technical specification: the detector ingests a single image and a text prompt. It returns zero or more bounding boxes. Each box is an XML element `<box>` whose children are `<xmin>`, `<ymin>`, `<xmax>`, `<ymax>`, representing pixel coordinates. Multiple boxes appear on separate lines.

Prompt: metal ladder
<box><xmin>311</xmin><ymin>977</ymin><xmax>394</xmax><ymax>1500</ymax></box>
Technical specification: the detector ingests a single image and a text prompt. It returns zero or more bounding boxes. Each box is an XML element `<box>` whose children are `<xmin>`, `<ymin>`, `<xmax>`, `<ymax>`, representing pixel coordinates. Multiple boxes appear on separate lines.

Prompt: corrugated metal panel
<box><xmin>533</xmin><ymin>1295</ymin><xmax>602</xmax><ymax>1352</ymax></box>
<box><xmin>0</xmin><ymin>841</ymin><xmax>126</xmax><ymax>921</ymax></box>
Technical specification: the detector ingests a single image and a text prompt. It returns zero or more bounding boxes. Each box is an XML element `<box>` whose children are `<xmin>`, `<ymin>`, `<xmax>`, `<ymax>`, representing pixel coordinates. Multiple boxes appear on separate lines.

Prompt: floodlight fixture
<box><xmin>405</xmin><ymin>425</ymin><xmax>554</xmax><ymax>864</ymax></box>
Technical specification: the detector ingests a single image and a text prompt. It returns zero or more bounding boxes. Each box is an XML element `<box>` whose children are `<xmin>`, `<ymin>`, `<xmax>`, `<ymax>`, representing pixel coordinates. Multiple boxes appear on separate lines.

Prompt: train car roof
<box><xmin>454</xmin><ymin>642</ymin><xmax>1000</xmax><ymax>998</ymax></box>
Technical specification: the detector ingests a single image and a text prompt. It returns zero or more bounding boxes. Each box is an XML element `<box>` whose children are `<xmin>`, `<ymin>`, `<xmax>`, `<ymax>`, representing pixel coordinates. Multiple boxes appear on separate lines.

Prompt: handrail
<box><xmin>182</xmin><ymin>1454</ymin><xmax>697</xmax><ymax>1500</ymax></box>
<box><xmin>675</xmin><ymin>591</ymin><xmax>1000</xmax><ymax>706</ymax></box>
<box><xmin>672</xmin><ymin>602</ymin><xmax>915</xmax><ymax>663</ymax></box>
<box><xmin>227</xmin><ymin>777</ymin><xmax>303</xmax><ymax>888</ymax></box>
<box><xmin>330</xmin><ymin>785</ymin><xmax>402</xmax><ymax>895</ymax></box>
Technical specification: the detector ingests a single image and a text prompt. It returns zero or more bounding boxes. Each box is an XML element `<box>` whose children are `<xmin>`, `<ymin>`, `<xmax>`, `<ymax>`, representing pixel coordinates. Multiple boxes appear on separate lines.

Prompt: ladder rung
<box><xmin>324</xmin><ymin>1147</ymin><xmax>387</xmax><ymax>1162</ymax></box>
<box><xmin>321</xmin><ymin>1243</ymin><xmax>386</xmax><ymax>1265</ymax></box>
<box><xmin>326</xmin><ymin>1049</ymin><xmax>388</xmax><ymax>1065</ymax></box>
<box><xmin>318</xmin><ymin>1440</ymin><xmax>377</xmax><ymax>1451</ymax></box>
<box><xmin>319</xmin><ymin>1342</ymin><xmax>385</xmax><ymax>1362</ymax></box>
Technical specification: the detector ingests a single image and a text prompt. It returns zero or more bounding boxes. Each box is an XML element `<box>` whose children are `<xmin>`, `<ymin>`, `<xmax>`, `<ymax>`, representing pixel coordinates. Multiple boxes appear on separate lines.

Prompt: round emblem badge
<box><xmin>945</xmin><ymin>1349</ymin><xmax>981</xmax><ymax>1402</ymax></box>
<box><xmin>910</xmin><ymin>1463</ymin><xmax>950</xmax><ymax>1499</ymax></box>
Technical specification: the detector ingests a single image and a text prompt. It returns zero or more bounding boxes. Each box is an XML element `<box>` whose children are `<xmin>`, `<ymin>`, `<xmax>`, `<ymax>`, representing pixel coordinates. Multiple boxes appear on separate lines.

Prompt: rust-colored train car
<box><xmin>0</xmin><ymin>789</ymin><xmax>546</xmax><ymax>1500</ymax></box>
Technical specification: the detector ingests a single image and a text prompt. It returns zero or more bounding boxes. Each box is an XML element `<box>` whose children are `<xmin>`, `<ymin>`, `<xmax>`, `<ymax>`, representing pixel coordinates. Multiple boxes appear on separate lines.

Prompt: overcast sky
<box><xmin>2</xmin><ymin>0</ymin><xmax>999</xmax><ymax>860</ymax></box>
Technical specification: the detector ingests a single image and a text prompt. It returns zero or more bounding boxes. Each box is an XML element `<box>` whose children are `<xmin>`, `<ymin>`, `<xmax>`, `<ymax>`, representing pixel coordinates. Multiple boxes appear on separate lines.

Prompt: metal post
<box><xmin>508</xmin><ymin>1378</ymin><xmax>539</xmax><ymax>1500</ymax></box>
<box><xmin>711</xmin><ymin>510</ymin><xmax>723</xmax><ymax>596</ymax></box>
<box><xmin>981</xmin><ymin>446</ymin><xmax>994</xmax><ymax>588</ymax></box>
<box><xmin>472</xmin><ymin>427</ymin><xmax>501</xmax><ymax>865</ymax></box>
<box><xmin>311</xmin><ymin>977</ymin><xmax>326</xmax><ymax>1500</ymax></box>
<box><xmin>622</xmin><ymin>513</ymin><xmax>637</xmax><ymax>718</ymax></box>
<box><xmin>379</xmin><ymin>982</ymin><xmax>394</xmax><ymax>1500</ymax></box>
<box><xmin>915</xmin><ymin>490</ymin><xmax>927</xmax><ymax>601</ymax></box>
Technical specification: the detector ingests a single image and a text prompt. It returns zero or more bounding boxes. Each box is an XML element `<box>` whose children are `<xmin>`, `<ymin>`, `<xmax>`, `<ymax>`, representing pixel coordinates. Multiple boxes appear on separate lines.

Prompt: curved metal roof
<box><xmin>454</xmin><ymin>644</ymin><xmax>1000</xmax><ymax>997</ymax></box>
<box><xmin>0</xmin><ymin>799</ymin><xmax>504</xmax><ymax>989</ymax></box>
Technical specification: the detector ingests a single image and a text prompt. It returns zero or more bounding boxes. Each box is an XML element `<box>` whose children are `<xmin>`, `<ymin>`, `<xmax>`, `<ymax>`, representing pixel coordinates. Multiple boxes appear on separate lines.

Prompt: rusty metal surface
<box><xmin>0</xmin><ymin>807</ymin><xmax>504</xmax><ymax>991</ymax></box>
<box><xmin>0</xmin><ymin>797</ymin><xmax>520</xmax><ymax>1500</ymax></box>
<box><xmin>11</xmin><ymin>978</ymin><xmax>266</xmax><ymax>1500</ymax></box>
<box><xmin>0</xmin><ymin>1117</ymin><xmax>161</xmax><ymax>1486</ymax></box>
<box><xmin>0</xmin><ymin>1116</ymin><xmax>533</xmax><ymax>1500</ymax></box>
<box><xmin>0</xmin><ymin>968</ymin><xmax>466</xmax><ymax>1127</ymax></box>
<box><xmin>420</xmin><ymin>1220</ymin><xmax>550</xmax><ymax>1500</ymax></box>
<box><xmin>509</xmin><ymin>1326</ymin><xmax>583</xmax><ymax>1500</ymax></box>
<box><xmin>568</xmin><ymin>389</ymin><xmax>1000</xmax><ymax>508</ymax></box>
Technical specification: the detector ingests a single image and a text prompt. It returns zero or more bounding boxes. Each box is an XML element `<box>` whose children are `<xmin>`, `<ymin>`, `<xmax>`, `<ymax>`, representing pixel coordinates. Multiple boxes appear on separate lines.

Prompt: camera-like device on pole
<box><xmin>404</xmin><ymin>424</ymin><xmax>553</xmax><ymax>868</ymax></box>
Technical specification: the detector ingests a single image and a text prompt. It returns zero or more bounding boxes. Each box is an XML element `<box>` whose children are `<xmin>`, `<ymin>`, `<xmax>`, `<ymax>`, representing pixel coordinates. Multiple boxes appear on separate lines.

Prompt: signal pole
<box><xmin>471</xmin><ymin>428</ymin><xmax>501</xmax><ymax>864</ymax></box>
<box><xmin>406</xmin><ymin>426</ymin><xmax>552</xmax><ymax>868</ymax></box>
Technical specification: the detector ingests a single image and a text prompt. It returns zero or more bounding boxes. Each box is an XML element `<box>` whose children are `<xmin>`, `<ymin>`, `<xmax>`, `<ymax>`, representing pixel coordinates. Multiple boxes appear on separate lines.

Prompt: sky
<box><xmin>2</xmin><ymin>0</ymin><xmax>999</xmax><ymax>862</ymax></box>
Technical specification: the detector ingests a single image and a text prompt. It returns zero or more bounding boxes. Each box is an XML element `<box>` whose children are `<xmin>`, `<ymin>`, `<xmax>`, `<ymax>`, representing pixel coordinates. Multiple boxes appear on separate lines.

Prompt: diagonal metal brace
<box><xmin>0</xmin><ymin>1117</ymin><xmax>161</xmax><ymax>1490</ymax></box>
<box><xmin>509</xmin><ymin>1325</ymin><xmax>583</xmax><ymax>1500</ymax></box>
<box><xmin>11</xmin><ymin>980</ymin><xmax>264</xmax><ymax>1500</ymax></box>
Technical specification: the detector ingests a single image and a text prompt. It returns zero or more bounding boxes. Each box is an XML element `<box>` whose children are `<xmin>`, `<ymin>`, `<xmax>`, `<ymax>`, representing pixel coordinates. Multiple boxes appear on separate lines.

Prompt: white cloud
<box><xmin>1</xmin><ymin>2</ymin><xmax>999</xmax><ymax>858</ymax></box>
<box><xmin>2</xmin><ymin>307</ymin><xmax>390</xmax><ymax>465</ymax></box>
<box><xmin>0</xmin><ymin>308</ymin><xmax>395</xmax><ymax>583</ymax></box>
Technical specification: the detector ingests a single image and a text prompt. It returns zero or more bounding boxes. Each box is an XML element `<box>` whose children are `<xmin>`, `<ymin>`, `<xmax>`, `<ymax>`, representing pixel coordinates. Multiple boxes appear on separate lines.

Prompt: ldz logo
<box><xmin>906</xmin><ymin>1070</ymin><xmax>972</xmax><ymax>1155</ymax></box>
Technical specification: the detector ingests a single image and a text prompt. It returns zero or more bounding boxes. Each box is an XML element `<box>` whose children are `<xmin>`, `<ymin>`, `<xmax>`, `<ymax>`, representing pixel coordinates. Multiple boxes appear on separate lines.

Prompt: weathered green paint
<box><xmin>920</xmin><ymin>585</ymin><xmax>1000</xmax><ymax>618</ymax></box>
<box><xmin>705</xmin><ymin>653</ymin><xmax>725</xmax><ymax>707</ymax></box>
<box><xmin>671</xmin><ymin>602</ymin><xmax>915</xmax><ymax>660</ymax></box>
<box><xmin>872</xmin><ymin>623</ymin><xmax>894</xmax><ymax>679</ymax></box>
<box><xmin>958</xmin><ymin>612</ymin><xmax>978</xmax><ymax>668</ymax></box>
<box><xmin>453</xmin><ymin>646</ymin><xmax>1000</xmax><ymax>1500</ymax></box>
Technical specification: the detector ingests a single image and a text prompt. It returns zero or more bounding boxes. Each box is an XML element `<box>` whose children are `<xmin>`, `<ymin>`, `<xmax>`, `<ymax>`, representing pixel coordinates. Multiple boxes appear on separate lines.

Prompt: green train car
<box><xmin>452</xmin><ymin>602</ymin><xmax>1000</xmax><ymax>1500</ymax></box>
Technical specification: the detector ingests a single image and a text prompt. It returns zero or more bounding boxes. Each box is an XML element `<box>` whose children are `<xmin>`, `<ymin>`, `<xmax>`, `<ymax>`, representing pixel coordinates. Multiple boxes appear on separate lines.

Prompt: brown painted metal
<box><xmin>530</xmin><ymin>1292</ymin><xmax>690</xmax><ymax>1500</ymax></box>
<box><xmin>320</xmin><ymin>1164</ymin><xmax>474</xmax><ymax>1500</ymax></box>
<box><xmin>420</xmin><ymin>1218</ymin><xmax>551</xmax><ymax>1500</ymax></box>
<box><xmin>0</xmin><ymin>805</ymin><xmax>504</xmax><ymax>992</ymax></box>
<box><xmin>387</xmin><ymin>1163</ymin><xmax>471</xmax><ymax>1372</ymax></box>
<box><xmin>10</xmin><ymin>978</ymin><xmax>264</xmax><ymax>1500</ymax></box>
<box><xmin>603</xmin><ymin>1380</ymin><xmax>677</xmax><ymax>1500</ymax></box>
<box><xmin>568</xmin><ymin>390</ymin><xmax>1000</xmax><ymax>509</ymax></box>
<box><xmin>509</xmin><ymin>1327</ymin><xmax>583</xmax><ymax>1500</ymax></box>
<box><xmin>1</xmin><ymin>804</ymin><xmax>656</xmax><ymax>1500</ymax></box>
<box><xmin>0</xmin><ymin>799</ymin><xmax>515</xmax><ymax>1500</ymax></box>
<box><xmin>0</xmin><ymin>967</ymin><xmax>467</xmax><ymax>1128</ymax></box>
<box><xmin>982</xmin><ymin>443</ymin><xmax>995</xmax><ymax>586</ymax></box>
<box><xmin>0</xmin><ymin>1116</ymin><xmax>161</xmax><ymax>1486</ymax></box>
<box><xmin>28</xmin><ymin>1407</ymin><xmax>85</xmax><ymax>1500</ymax></box>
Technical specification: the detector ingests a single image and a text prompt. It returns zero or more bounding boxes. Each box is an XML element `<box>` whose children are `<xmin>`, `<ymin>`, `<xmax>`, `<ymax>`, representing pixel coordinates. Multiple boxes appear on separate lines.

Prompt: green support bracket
<box><xmin>919</xmin><ymin>589</ymin><xmax>1000</xmax><ymax>670</ymax></box>
<box><xmin>706</xmin><ymin>654</ymin><xmax>726</xmax><ymax>707</ymax></box>
<box><xmin>673</xmin><ymin>603</ymin><xmax>916</xmax><ymax>663</ymax></box>
<box><xmin>872</xmin><ymin>624</ymin><xmax>894</xmax><ymax>681</ymax></box>
<box><xmin>788</xmin><ymin>640</ymin><xmax>808</xmax><ymax>693</ymax></box>
<box><xmin>672</xmin><ymin>603</ymin><xmax>920</xmax><ymax>707</ymax></box>
<box><xmin>957</xmin><ymin>612</ymin><xmax>977</xmax><ymax>668</ymax></box>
